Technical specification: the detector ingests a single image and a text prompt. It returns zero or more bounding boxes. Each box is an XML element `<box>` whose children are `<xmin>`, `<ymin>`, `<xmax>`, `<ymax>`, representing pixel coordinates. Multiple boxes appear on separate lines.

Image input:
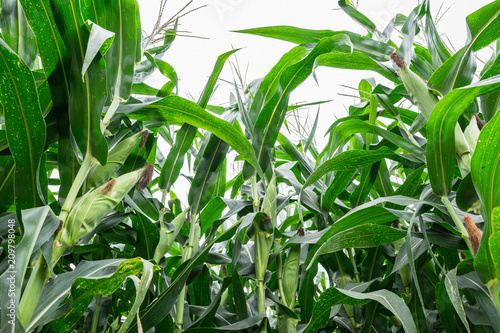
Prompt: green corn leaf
<box><xmin>429</xmin><ymin>1</ymin><xmax>500</xmax><ymax>93</ymax></box>
<box><xmin>234</xmin><ymin>25</ymin><xmax>394</xmax><ymax>60</ymax></box>
<box><xmin>104</xmin><ymin>0</ymin><xmax>138</xmax><ymax>100</ymax></box>
<box><xmin>82</xmin><ymin>21</ymin><xmax>115</xmax><ymax>79</ymax></box>
<box><xmin>436</xmin><ymin>279</ymin><xmax>457</xmax><ymax>333</ymax></box>
<box><xmin>127</xmin><ymin>96</ymin><xmax>263</xmax><ymax>177</ymax></box>
<box><xmin>188</xmin><ymin>111</ymin><xmax>237</xmax><ymax>217</ymax></box>
<box><xmin>159</xmin><ymin>49</ymin><xmax>238</xmax><ymax>192</ymax></box>
<box><xmin>315</xmin><ymin>51</ymin><xmax>399</xmax><ymax>83</ymax></box>
<box><xmin>422</xmin><ymin>0</ymin><xmax>451</xmax><ymax>68</ymax></box>
<box><xmin>329</xmin><ymin>119</ymin><xmax>425</xmax><ymax>161</ymax></box>
<box><xmin>397</xmin><ymin>3</ymin><xmax>425</xmax><ymax>65</ymax></box>
<box><xmin>0</xmin><ymin>206</ymin><xmax>58</xmax><ymax>332</ymax></box>
<box><xmin>350</xmin><ymin>162</ymin><xmax>380</xmax><ymax>207</ymax></box>
<box><xmin>444</xmin><ymin>268</ymin><xmax>470</xmax><ymax>332</ymax></box>
<box><xmin>243</xmin><ymin>36</ymin><xmax>342</xmax><ymax>179</ymax></box>
<box><xmin>303</xmin><ymin>285</ymin><xmax>417</xmax><ymax>333</ymax></box>
<box><xmin>322</xmin><ymin>169</ymin><xmax>356</xmax><ymax>210</ymax></box>
<box><xmin>456</xmin><ymin>173</ymin><xmax>480</xmax><ymax>212</ymax></box>
<box><xmin>85</xmin><ymin>130</ymin><xmax>146</xmax><ymax>190</ymax></box>
<box><xmin>338</xmin><ymin>0</ymin><xmax>376</xmax><ymax>32</ymax></box>
<box><xmin>19</xmin><ymin>0</ymin><xmax>71</xmax><ymax>81</ymax></box>
<box><xmin>427</xmin><ymin>76</ymin><xmax>500</xmax><ymax>196</ymax></box>
<box><xmin>117</xmin><ymin>261</ymin><xmax>154</xmax><ymax>333</ymax></box>
<box><xmin>132</xmin><ymin>212</ymin><xmax>159</xmax><ymax>260</ymax></box>
<box><xmin>471</xmin><ymin>111</ymin><xmax>500</xmax><ymax>284</ymax></box>
<box><xmin>144</xmin><ymin>53</ymin><xmax>178</xmax><ymax>93</ymax></box>
<box><xmin>52</xmin><ymin>0</ymin><xmax>108</xmax><ymax>165</ymax></box>
<box><xmin>303</xmin><ymin>147</ymin><xmax>419</xmax><ymax>189</ymax></box>
<box><xmin>49</xmin><ymin>258</ymin><xmax>148</xmax><ymax>332</ymax></box>
<box><xmin>126</xmin><ymin>218</ymin><xmax>243</xmax><ymax>332</ymax></box>
<box><xmin>1</xmin><ymin>0</ymin><xmax>37</xmax><ymax>68</ymax></box>
<box><xmin>0</xmin><ymin>39</ymin><xmax>47</xmax><ymax>210</ymax></box>
<box><xmin>183</xmin><ymin>315</ymin><xmax>266</xmax><ymax>333</ymax></box>
<box><xmin>26</xmin><ymin>259</ymin><xmax>127</xmax><ymax>331</ymax></box>
<box><xmin>309</xmin><ymin>224</ymin><xmax>405</xmax><ymax>267</ymax></box>
<box><xmin>0</xmin><ymin>156</ymin><xmax>15</xmax><ymax>213</ymax></box>
<box><xmin>249</xmin><ymin>45</ymin><xmax>310</xmax><ymax>123</ymax></box>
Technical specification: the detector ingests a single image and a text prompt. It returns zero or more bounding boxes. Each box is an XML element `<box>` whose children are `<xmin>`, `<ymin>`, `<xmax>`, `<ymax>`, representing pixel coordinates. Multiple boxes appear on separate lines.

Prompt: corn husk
<box><xmin>282</xmin><ymin>244</ymin><xmax>300</xmax><ymax>308</ymax></box>
<box><xmin>60</xmin><ymin>164</ymin><xmax>153</xmax><ymax>248</ymax></box>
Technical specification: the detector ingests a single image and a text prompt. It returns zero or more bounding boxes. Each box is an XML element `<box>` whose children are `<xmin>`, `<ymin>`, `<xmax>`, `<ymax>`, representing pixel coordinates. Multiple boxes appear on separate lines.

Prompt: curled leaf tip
<box><xmin>139</xmin><ymin>130</ymin><xmax>149</xmax><ymax>150</ymax></box>
<box><xmin>464</xmin><ymin>215</ymin><xmax>482</xmax><ymax>255</ymax></box>
<box><xmin>138</xmin><ymin>164</ymin><xmax>154</xmax><ymax>191</ymax></box>
<box><xmin>99</xmin><ymin>179</ymin><xmax>116</xmax><ymax>195</ymax></box>
<box><xmin>390</xmin><ymin>52</ymin><xmax>405</xmax><ymax>69</ymax></box>
<box><xmin>473</xmin><ymin>114</ymin><xmax>485</xmax><ymax>130</ymax></box>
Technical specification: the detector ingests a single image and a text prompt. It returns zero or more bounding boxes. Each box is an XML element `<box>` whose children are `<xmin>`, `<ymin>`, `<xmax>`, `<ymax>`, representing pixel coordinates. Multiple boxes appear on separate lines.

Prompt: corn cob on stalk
<box><xmin>55</xmin><ymin>164</ymin><xmax>154</xmax><ymax>261</ymax></box>
<box><xmin>390</xmin><ymin>53</ymin><xmax>472</xmax><ymax>175</ymax></box>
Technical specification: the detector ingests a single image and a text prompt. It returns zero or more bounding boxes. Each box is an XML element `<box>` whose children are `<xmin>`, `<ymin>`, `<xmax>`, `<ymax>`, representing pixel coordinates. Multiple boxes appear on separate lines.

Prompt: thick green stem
<box><xmin>19</xmin><ymin>254</ymin><xmax>49</xmax><ymax>327</ymax></box>
<box><xmin>441</xmin><ymin>196</ymin><xmax>474</xmax><ymax>254</ymax></box>
<box><xmin>90</xmin><ymin>294</ymin><xmax>102</xmax><ymax>333</ymax></box>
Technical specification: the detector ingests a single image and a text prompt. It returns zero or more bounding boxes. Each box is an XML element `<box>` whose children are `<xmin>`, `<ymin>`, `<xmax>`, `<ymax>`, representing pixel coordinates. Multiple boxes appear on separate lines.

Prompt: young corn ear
<box><xmin>153</xmin><ymin>208</ymin><xmax>188</xmax><ymax>263</ymax></box>
<box><xmin>84</xmin><ymin>130</ymin><xmax>148</xmax><ymax>191</ymax></box>
<box><xmin>59</xmin><ymin>164</ymin><xmax>154</xmax><ymax>248</ymax></box>
<box><xmin>391</xmin><ymin>53</ymin><xmax>472</xmax><ymax>175</ymax></box>
<box><xmin>390</xmin><ymin>53</ymin><xmax>439</xmax><ymax>120</ymax></box>
<box><xmin>281</xmin><ymin>244</ymin><xmax>300</xmax><ymax>309</ymax></box>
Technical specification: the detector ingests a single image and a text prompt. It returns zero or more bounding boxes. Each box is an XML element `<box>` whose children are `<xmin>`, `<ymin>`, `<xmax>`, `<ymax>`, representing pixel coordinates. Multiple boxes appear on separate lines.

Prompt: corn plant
<box><xmin>1</xmin><ymin>0</ymin><xmax>500</xmax><ymax>332</ymax></box>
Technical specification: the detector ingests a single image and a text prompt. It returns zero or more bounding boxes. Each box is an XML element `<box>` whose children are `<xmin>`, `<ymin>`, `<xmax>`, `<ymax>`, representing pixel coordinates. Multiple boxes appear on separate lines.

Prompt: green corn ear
<box><xmin>153</xmin><ymin>208</ymin><xmax>188</xmax><ymax>263</ymax></box>
<box><xmin>60</xmin><ymin>164</ymin><xmax>154</xmax><ymax>248</ymax></box>
<box><xmin>391</xmin><ymin>53</ymin><xmax>440</xmax><ymax>120</ymax></box>
<box><xmin>282</xmin><ymin>244</ymin><xmax>300</xmax><ymax>308</ymax></box>
<box><xmin>84</xmin><ymin>130</ymin><xmax>148</xmax><ymax>191</ymax></box>
<box><xmin>391</xmin><ymin>53</ymin><xmax>472</xmax><ymax>175</ymax></box>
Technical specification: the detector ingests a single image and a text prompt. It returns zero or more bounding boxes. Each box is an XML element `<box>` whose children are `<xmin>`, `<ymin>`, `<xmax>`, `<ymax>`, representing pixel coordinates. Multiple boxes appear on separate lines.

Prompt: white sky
<box><xmin>136</xmin><ymin>0</ymin><xmax>493</xmax><ymax>201</ymax></box>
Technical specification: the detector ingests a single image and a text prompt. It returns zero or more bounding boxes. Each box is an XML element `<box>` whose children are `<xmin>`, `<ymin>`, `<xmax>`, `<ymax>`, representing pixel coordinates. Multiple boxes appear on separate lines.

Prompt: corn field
<box><xmin>0</xmin><ymin>0</ymin><xmax>500</xmax><ymax>332</ymax></box>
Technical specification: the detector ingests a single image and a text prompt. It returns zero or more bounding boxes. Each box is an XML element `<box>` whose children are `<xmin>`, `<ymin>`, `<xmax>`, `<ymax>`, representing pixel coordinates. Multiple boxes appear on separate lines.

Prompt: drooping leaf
<box><xmin>243</xmin><ymin>36</ymin><xmax>339</xmax><ymax>179</ymax></box>
<box><xmin>126</xmin><ymin>96</ymin><xmax>263</xmax><ymax>177</ymax></box>
<box><xmin>49</xmin><ymin>258</ymin><xmax>146</xmax><ymax>332</ymax></box>
<box><xmin>303</xmin><ymin>147</ymin><xmax>419</xmax><ymax>189</ymax></box>
<box><xmin>309</xmin><ymin>224</ymin><xmax>405</xmax><ymax>266</ymax></box>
